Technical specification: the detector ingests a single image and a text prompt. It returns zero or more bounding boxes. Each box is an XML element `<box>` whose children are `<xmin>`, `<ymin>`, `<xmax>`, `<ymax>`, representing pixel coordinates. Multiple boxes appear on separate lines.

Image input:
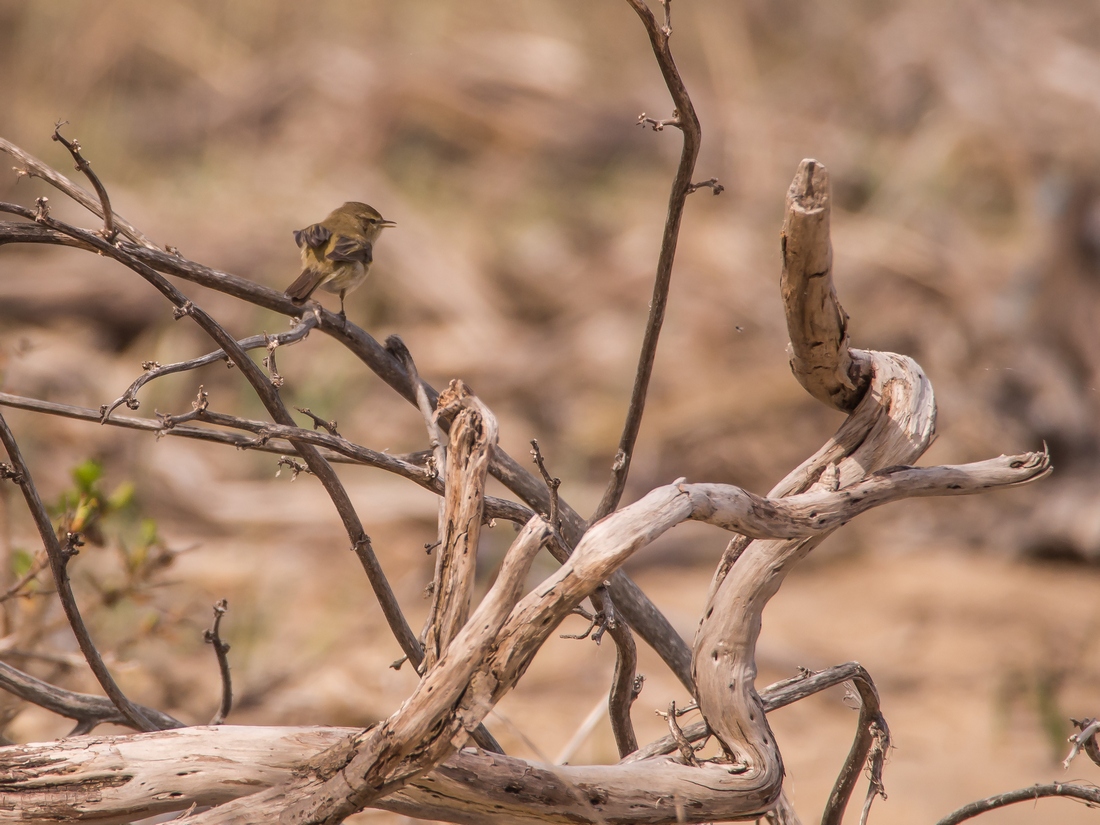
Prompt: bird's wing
<box><xmin>284</xmin><ymin>268</ymin><xmax>327</xmax><ymax>302</ymax></box>
<box><xmin>326</xmin><ymin>235</ymin><xmax>374</xmax><ymax>264</ymax></box>
<box><xmin>293</xmin><ymin>223</ymin><xmax>333</xmax><ymax>250</ymax></box>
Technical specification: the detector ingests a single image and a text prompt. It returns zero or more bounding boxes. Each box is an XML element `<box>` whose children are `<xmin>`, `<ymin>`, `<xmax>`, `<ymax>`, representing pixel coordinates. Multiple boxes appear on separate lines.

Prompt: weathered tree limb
<box><xmin>186</xmin><ymin>518</ymin><xmax>552</xmax><ymax>825</ymax></box>
<box><xmin>781</xmin><ymin>158</ymin><xmax>871</xmax><ymax>413</ymax></box>
<box><xmin>422</xmin><ymin>384</ymin><xmax>495</xmax><ymax>671</ymax></box>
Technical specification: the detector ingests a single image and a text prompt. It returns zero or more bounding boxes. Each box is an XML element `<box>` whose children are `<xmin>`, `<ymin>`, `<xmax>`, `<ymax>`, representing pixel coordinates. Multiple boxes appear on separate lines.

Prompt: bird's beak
<box><xmin>379</xmin><ymin>219</ymin><xmax>397</xmax><ymax>229</ymax></box>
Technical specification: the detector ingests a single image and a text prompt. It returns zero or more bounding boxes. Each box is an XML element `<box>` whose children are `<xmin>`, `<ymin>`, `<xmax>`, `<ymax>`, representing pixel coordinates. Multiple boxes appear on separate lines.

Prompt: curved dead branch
<box><xmin>781</xmin><ymin>158</ymin><xmax>872</xmax><ymax>413</ymax></box>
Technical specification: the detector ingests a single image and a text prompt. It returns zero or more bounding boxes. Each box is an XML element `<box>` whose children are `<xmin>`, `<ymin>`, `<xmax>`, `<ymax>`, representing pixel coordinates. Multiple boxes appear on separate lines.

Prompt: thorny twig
<box><xmin>203</xmin><ymin>599</ymin><xmax>233</xmax><ymax>726</ymax></box>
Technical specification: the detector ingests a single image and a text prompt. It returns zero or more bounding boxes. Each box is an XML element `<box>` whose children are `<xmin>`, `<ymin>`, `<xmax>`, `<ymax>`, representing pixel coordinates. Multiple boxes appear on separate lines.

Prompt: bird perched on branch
<box><xmin>284</xmin><ymin>202</ymin><xmax>396</xmax><ymax>319</ymax></box>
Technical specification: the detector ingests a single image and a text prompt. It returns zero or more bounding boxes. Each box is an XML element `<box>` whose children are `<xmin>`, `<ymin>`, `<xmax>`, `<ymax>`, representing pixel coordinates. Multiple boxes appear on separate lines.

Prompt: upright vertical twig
<box><xmin>204</xmin><ymin>599</ymin><xmax>233</xmax><ymax>726</ymax></box>
<box><xmin>590</xmin><ymin>0</ymin><xmax>706</xmax><ymax>524</ymax></box>
<box><xmin>51</xmin><ymin>122</ymin><xmax>116</xmax><ymax>241</ymax></box>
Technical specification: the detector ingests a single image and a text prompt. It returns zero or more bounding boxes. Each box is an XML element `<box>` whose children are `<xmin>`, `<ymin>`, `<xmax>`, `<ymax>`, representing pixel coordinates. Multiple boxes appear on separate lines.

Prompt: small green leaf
<box><xmin>11</xmin><ymin>548</ymin><xmax>33</xmax><ymax>577</ymax></box>
<box><xmin>139</xmin><ymin>518</ymin><xmax>159</xmax><ymax>549</ymax></box>
<box><xmin>71</xmin><ymin>459</ymin><xmax>103</xmax><ymax>493</ymax></box>
<box><xmin>106</xmin><ymin>481</ymin><xmax>135</xmax><ymax>512</ymax></box>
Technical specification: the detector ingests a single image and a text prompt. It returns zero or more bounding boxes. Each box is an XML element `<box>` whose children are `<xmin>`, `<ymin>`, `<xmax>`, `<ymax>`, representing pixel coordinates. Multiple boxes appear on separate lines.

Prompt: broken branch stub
<box><xmin>422</xmin><ymin>383</ymin><xmax>497</xmax><ymax>671</ymax></box>
<box><xmin>781</xmin><ymin>159</ymin><xmax>871</xmax><ymax>413</ymax></box>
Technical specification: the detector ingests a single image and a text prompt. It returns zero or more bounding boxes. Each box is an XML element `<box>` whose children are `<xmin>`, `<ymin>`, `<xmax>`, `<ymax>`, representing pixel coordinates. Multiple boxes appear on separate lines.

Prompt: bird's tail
<box><xmin>284</xmin><ymin>268</ymin><xmax>326</xmax><ymax>303</ymax></box>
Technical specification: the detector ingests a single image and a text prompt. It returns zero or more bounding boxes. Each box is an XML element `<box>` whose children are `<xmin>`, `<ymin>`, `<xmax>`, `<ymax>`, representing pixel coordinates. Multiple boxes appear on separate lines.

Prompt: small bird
<box><xmin>284</xmin><ymin>202</ymin><xmax>396</xmax><ymax>319</ymax></box>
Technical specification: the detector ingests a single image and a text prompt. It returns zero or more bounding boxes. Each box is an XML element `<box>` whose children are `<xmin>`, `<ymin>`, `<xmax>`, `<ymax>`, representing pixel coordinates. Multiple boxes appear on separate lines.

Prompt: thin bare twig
<box><xmin>0</xmin><ymin>658</ymin><xmax>181</xmax><ymax>734</ymax></box>
<box><xmin>935</xmin><ymin>784</ymin><xmax>1100</xmax><ymax>825</ymax></box>
<box><xmin>663</xmin><ymin>699</ymin><xmax>699</xmax><ymax>766</ymax></box>
<box><xmin>687</xmin><ymin>177</ymin><xmax>724</xmax><ymax>195</ymax></box>
<box><xmin>296</xmin><ymin>406</ymin><xmax>339</xmax><ymax>436</ymax></box>
<box><xmin>203</xmin><ymin>599</ymin><xmax>232</xmax><ymax>725</ymax></box>
<box><xmin>857</xmin><ymin>720</ymin><xmax>889</xmax><ymax>825</ymax></box>
<box><xmin>101</xmin><ymin>316</ymin><xmax>316</xmax><ymax>422</ymax></box>
<box><xmin>530</xmin><ymin>439</ymin><xmax>561</xmax><ymax>532</ymax></box>
<box><xmin>636</xmin><ymin>111</ymin><xmax>682</xmax><ymax>131</ymax></box>
<box><xmin>819</xmin><ymin>666</ymin><xmax>887</xmax><ymax>825</ymax></box>
<box><xmin>262</xmin><ymin>333</ymin><xmax>284</xmax><ymax>388</ymax></box>
<box><xmin>622</xmin><ymin>662</ymin><xmax>874</xmax><ymax>763</ymax></box>
<box><xmin>51</xmin><ymin>122</ymin><xmax>116</xmax><ymax>240</ymax></box>
<box><xmin>0</xmin><ymin>138</ymin><xmax>154</xmax><ymax>247</ymax></box>
<box><xmin>275</xmin><ymin>456</ymin><xmax>312</xmax><ymax>481</ymax></box>
<box><xmin>0</xmin><ymin>410</ymin><xmax>167</xmax><ymax>732</ymax></box>
<box><xmin>590</xmin><ymin>0</ymin><xmax>704</xmax><ymax>525</ymax></box>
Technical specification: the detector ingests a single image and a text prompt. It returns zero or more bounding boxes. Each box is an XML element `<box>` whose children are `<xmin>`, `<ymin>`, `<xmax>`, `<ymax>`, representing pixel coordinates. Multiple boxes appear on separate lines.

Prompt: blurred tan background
<box><xmin>1</xmin><ymin>2</ymin><xmax>1099</xmax><ymax>823</ymax></box>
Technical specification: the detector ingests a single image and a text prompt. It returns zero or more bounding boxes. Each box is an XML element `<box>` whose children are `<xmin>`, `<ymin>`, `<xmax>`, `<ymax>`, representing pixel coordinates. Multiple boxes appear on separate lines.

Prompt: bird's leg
<box><xmin>338</xmin><ymin>290</ymin><xmax>348</xmax><ymax>328</ymax></box>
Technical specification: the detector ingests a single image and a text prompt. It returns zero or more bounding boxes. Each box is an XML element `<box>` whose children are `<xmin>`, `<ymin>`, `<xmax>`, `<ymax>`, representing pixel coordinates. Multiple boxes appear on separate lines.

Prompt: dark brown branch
<box><xmin>101</xmin><ymin>316</ymin><xmax>317</xmax><ymax>422</ymax></box>
<box><xmin>0</xmin><ymin>211</ymin><xmax>697</xmax><ymax>696</ymax></box>
<box><xmin>590</xmin><ymin>0</ymin><xmax>703</xmax><ymax>525</ymax></box>
<box><xmin>607</xmin><ymin>622</ymin><xmax>642</xmax><ymax>758</ymax></box>
<box><xmin>0</xmin><ymin>140</ymin><xmax>154</xmax><ymax>247</ymax></box>
<box><xmin>203</xmin><ymin>599</ymin><xmax>233</xmax><ymax>726</ymax></box>
<box><xmin>2</xmin><ymin>203</ymin><xmax>425</xmax><ymax>670</ymax></box>
<box><xmin>935</xmin><ymin>784</ymin><xmax>1100</xmax><ymax>825</ymax></box>
<box><xmin>0</xmin><ymin>659</ymin><xmax>181</xmax><ymax>734</ymax></box>
<box><xmin>0</xmin><ymin>390</ymin><xmax>535</xmax><ymax>526</ymax></box>
<box><xmin>51</xmin><ymin>123</ymin><xmax>116</xmax><ymax>240</ymax></box>
<box><xmin>821</xmin><ymin>667</ymin><xmax>886</xmax><ymax>825</ymax></box>
<box><xmin>0</xmin><ymin>410</ymin><xmax>168</xmax><ymax>732</ymax></box>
